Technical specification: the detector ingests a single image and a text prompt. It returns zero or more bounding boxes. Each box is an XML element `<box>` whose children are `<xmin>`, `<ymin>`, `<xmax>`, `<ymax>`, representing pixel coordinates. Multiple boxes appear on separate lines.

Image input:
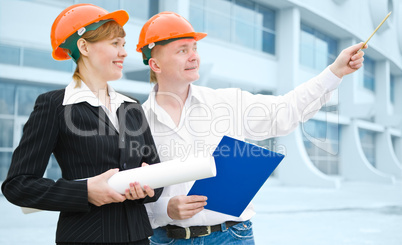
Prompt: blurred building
<box><xmin>0</xmin><ymin>0</ymin><xmax>401</xmax><ymax>188</ymax></box>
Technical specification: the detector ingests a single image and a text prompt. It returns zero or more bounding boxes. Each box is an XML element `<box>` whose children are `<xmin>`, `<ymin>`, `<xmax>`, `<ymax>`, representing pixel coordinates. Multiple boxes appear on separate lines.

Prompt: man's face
<box><xmin>151</xmin><ymin>38</ymin><xmax>200</xmax><ymax>84</ymax></box>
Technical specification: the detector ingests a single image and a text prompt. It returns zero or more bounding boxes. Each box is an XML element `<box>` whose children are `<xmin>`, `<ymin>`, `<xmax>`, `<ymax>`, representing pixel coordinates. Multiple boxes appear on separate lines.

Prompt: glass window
<box><xmin>300</xmin><ymin>26</ymin><xmax>315</xmax><ymax>68</ymax></box>
<box><xmin>190</xmin><ymin>4</ymin><xmax>205</xmax><ymax>32</ymax></box>
<box><xmin>20</xmin><ymin>0</ymin><xmax>75</xmax><ymax>8</ymax></box>
<box><xmin>234</xmin><ymin>20</ymin><xmax>254</xmax><ymax>47</ymax></box>
<box><xmin>207</xmin><ymin>11</ymin><xmax>231</xmax><ymax>42</ymax></box>
<box><xmin>391</xmin><ymin>136</ymin><xmax>399</xmax><ymax>156</ymax></box>
<box><xmin>0</xmin><ymin>83</ymin><xmax>15</xmax><ymax>115</ymax></box>
<box><xmin>363</xmin><ymin>56</ymin><xmax>375</xmax><ymax>91</ymax></box>
<box><xmin>123</xmin><ymin>0</ymin><xmax>159</xmax><ymax>21</ymax></box>
<box><xmin>206</xmin><ymin>0</ymin><xmax>231</xmax><ymax>12</ymax></box>
<box><xmin>0</xmin><ymin>82</ymin><xmax>63</xmax><ymax>182</ymax></box>
<box><xmin>0</xmin><ymin>152</ymin><xmax>12</xmax><ymax>181</ymax></box>
<box><xmin>257</xmin><ymin>5</ymin><xmax>275</xmax><ymax>30</ymax></box>
<box><xmin>300</xmin><ymin>24</ymin><xmax>338</xmax><ymax>71</ymax></box>
<box><xmin>17</xmin><ymin>85</ymin><xmax>50</xmax><ymax>116</ymax></box>
<box><xmin>46</xmin><ymin>154</ymin><xmax>61</xmax><ymax>180</ymax></box>
<box><xmin>0</xmin><ymin>119</ymin><xmax>14</xmax><ymax>148</ymax></box>
<box><xmin>358</xmin><ymin>129</ymin><xmax>376</xmax><ymax>167</ymax></box>
<box><xmin>390</xmin><ymin>75</ymin><xmax>395</xmax><ymax>104</ymax></box>
<box><xmin>302</xmin><ymin>120</ymin><xmax>340</xmax><ymax>175</ymax></box>
<box><xmin>76</xmin><ymin>0</ymin><xmax>120</xmax><ymax>11</ymax></box>
<box><xmin>0</xmin><ymin>44</ymin><xmax>20</xmax><ymax>66</ymax></box>
<box><xmin>23</xmin><ymin>48</ymin><xmax>73</xmax><ymax>72</ymax></box>
<box><xmin>190</xmin><ymin>0</ymin><xmax>276</xmax><ymax>54</ymax></box>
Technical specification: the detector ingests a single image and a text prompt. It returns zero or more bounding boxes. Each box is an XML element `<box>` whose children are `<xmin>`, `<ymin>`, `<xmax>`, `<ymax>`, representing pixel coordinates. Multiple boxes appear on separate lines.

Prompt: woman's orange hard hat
<box><xmin>51</xmin><ymin>4</ymin><xmax>129</xmax><ymax>61</ymax></box>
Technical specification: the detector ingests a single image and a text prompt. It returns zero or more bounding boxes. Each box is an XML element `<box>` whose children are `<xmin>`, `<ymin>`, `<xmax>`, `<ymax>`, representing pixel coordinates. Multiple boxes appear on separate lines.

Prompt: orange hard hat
<box><xmin>136</xmin><ymin>11</ymin><xmax>207</xmax><ymax>52</ymax></box>
<box><xmin>51</xmin><ymin>4</ymin><xmax>129</xmax><ymax>61</ymax></box>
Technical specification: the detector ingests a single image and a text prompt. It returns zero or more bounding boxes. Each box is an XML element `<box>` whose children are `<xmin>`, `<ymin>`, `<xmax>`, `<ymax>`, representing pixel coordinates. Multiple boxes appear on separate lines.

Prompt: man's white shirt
<box><xmin>142</xmin><ymin>67</ymin><xmax>342</xmax><ymax>229</ymax></box>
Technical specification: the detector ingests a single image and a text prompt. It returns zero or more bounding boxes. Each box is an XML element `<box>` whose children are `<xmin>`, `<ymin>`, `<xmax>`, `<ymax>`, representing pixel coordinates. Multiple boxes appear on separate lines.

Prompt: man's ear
<box><xmin>149</xmin><ymin>58</ymin><xmax>161</xmax><ymax>73</ymax></box>
<box><xmin>77</xmin><ymin>38</ymin><xmax>89</xmax><ymax>57</ymax></box>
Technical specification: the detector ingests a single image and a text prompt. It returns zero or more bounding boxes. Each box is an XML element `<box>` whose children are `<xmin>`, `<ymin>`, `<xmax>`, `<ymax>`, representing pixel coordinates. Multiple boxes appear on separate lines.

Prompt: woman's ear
<box><xmin>149</xmin><ymin>58</ymin><xmax>161</xmax><ymax>73</ymax></box>
<box><xmin>77</xmin><ymin>38</ymin><xmax>89</xmax><ymax>57</ymax></box>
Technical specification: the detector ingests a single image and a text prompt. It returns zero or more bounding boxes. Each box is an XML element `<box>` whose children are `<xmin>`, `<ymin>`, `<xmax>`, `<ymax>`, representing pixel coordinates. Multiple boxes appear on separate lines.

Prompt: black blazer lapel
<box><xmin>82</xmin><ymin>103</ymin><xmax>119</xmax><ymax>135</ymax></box>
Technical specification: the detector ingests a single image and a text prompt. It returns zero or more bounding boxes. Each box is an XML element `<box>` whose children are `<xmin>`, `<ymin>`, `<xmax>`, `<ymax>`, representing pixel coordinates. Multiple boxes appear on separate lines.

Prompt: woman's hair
<box><xmin>149</xmin><ymin>67</ymin><xmax>157</xmax><ymax>84</ymax></box>
<box><xmin>142</xmin><ymin>52</ymin><xmax>158</xmax><ymax>84</ymax></box>
<box><xmin>72</xmin><ymin>21</ymin><xmax>126</xmax><ymax>87</ymax></box>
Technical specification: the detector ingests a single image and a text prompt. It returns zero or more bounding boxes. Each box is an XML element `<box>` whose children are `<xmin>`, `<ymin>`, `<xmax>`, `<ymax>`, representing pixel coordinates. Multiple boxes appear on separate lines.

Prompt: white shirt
<box><xmin>62</xmin><ymin>80</ymin><xmax>135</xmax><ymax>132</ymax></box>
<box><xmin>142</xmin><ymin>67</ymin><xmax>342</xmax><ymax>228</ymax></box>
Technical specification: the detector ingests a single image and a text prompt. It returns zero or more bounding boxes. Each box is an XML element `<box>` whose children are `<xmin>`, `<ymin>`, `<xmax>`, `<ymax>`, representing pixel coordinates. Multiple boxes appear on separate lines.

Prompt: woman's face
<box><xmin>86</xmin><ymin>36</ymin><xmax>127</xmax><ymax>82</ymax></box>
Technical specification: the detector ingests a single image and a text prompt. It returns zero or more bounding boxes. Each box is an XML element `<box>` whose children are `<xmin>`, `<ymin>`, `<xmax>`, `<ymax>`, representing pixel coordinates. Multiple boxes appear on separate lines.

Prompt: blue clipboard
<box><xmin>187</xmin><ymin>136</ymin><xmax>285</xmax><ymax>217</ymax></box>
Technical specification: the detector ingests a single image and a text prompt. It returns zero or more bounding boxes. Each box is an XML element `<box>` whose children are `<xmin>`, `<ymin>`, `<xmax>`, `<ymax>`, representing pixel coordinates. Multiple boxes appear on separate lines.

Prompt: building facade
<box><xmin>0</xmin><ymin>0</ymin><xmax>401</xmax><ymax>187</ymax></box>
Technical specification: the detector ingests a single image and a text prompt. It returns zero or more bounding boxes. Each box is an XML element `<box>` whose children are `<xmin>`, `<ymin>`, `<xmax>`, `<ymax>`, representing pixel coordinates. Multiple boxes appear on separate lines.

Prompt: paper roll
<box><xmin>108</xmin><ymin>154</ymin><xmax>216</xmax><ymax>194</ymax></box>
<box><xmin>21</xmin><ymin>154</ymin><xmax>216</xmax><ymax>214</ymax></box>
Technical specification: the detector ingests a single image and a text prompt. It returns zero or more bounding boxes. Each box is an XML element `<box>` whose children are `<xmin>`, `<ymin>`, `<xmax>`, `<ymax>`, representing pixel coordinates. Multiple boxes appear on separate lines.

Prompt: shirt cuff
<box><xmin>319</xmin><ymin>67</ymin><xmax>343</xmax><ymax>92</ymax></box>
<box><xmin>149</xmin><ymin>197</ymin><xmax>174</xmax><ymax>227</ymax></box>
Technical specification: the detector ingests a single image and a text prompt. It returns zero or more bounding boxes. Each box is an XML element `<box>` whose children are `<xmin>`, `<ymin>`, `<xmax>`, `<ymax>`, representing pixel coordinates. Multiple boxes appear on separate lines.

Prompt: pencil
<box><xmin>361</xmin><ymin>11</ymin><xmax>392</xmax><ymax>49</ymax></box>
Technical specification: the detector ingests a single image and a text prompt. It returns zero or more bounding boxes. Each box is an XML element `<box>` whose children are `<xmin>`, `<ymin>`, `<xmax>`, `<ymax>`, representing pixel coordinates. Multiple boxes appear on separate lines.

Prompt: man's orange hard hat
<box><xmin>51</xmin><ymin>3</ymin><xmax>129</xmax><ymax>61</ymax></box>
<box><xmin>136</xmin><ymin>11</ymin><xmax>207</xmax><ymax>52</ymax></box>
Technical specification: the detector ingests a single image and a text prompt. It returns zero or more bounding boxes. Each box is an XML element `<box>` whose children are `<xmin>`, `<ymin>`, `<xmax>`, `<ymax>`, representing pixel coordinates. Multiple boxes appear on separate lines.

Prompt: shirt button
<box><xmin>121</xmin><ymin>137</ymin><xmax>125</xmax><ymax>143</ymax></box>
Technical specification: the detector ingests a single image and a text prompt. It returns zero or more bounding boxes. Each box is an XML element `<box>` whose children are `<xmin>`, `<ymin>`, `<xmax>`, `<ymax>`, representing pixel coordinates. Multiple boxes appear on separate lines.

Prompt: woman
<box><xmin>1</xmin><ymin>4</ymin><xmax>161</xmax><ymax>245</ymax></box>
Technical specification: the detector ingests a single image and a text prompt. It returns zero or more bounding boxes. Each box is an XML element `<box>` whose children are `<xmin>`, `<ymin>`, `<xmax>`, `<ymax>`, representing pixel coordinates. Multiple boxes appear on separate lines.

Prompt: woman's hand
<box><xmin>87</xmin><ymin>168</ymin><xmax>126</xmax><ymax>206</ymax></box>
<box><xmin>124</xmin><ymin>163</ymin><xmax>155</xmax><ymax>200</ymax></box>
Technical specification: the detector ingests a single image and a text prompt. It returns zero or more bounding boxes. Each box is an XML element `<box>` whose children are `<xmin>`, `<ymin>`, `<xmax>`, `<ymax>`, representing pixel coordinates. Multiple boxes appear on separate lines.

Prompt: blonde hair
<box><xmin>141</xmin><ymin>52</ymin><xmax>158</xmax><ymax>84</ymax></box>
<box><xmin>150</xmin><ymin>69</ymin><xmax>157</xmax><ymax>84</ymax></box>
<box><xmin>71</xmin><ymin>21</ymin><xmax>126</xmax><ymax>87</ymax></box>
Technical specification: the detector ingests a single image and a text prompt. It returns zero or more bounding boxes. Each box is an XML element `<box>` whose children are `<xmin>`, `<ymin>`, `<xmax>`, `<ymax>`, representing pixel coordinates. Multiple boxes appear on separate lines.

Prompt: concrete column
<box><xmin>275</xmin><ymin>7</ymin><xmax>338</xmax><ymax>187</ymax></box>
<box><xmin>340</xmin><ymin>120</ymin><xmax>394</xmax><ymax>183</ymax></box>
<box><xmin>371</xmin><ymin>61</ymin><xmax>402</xmax><ymax>178</ymax></box>
<box><xmin>374</xmin><ymin>60</ymin><xmax>392</xmax><ymax>125</ymax></box>
<box><xmin>276</xmin><ymin>7</ymin><xmax>299</xmax><ymax>94</ymax></box>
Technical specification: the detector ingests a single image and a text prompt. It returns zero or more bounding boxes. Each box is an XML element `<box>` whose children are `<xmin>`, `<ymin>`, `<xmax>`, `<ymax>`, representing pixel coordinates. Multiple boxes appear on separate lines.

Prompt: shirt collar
<box><xmin>62</xmin><ymin>80</ymin><xmax>136</xmax><ymax>107</ymax></box>
<box><xmin>147</xmin><ymin>83</ymin><xmax>201</xmax><ymax>107</ymax></box>
<box><xmin>146</xmin><ymin>84</ymin><xmax>196</xmax><ymax>128</ymax></box>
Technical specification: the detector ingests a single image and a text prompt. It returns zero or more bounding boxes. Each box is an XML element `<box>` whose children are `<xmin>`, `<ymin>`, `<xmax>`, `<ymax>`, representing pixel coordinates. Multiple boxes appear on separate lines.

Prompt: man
<box><xmin>136</xmin><ymin>11</ymin><xmax>366</xmax><ymax>244</ymax></box>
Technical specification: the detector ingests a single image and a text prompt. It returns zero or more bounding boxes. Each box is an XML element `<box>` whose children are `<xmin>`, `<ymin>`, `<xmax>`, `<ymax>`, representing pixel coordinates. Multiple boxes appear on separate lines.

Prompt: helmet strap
<box><xmin>59</xmin><ymin>19</ymin><xmax>113</xmax><ymax>63</ymax></box>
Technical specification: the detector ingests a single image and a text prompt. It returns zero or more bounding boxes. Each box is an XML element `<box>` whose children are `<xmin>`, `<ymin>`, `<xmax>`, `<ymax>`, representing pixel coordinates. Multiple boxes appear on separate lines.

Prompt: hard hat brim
<box><xmin>136</xmin><ymin>32</ymin><xmax>207</xmax><ymax>52</ymax></box>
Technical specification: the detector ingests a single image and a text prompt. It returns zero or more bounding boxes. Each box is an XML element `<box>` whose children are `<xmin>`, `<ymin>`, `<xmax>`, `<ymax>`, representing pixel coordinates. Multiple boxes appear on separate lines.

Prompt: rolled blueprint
<box><xmin>22</xmin><ymin>154</ymin><xmax>216</xmax><ymax>213</ymax></box>
<box><xmin>108</xmin><ymin>154</ymin><xmax>217</xmax><ymax>194</ymax></box>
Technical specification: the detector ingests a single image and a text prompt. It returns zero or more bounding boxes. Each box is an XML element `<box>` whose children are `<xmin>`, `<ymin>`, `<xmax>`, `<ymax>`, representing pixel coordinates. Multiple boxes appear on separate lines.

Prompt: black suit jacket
<box><xmin>1</xmin><ymin>89</ymin><xmax>162</xmax><ymax>243</ymax></box>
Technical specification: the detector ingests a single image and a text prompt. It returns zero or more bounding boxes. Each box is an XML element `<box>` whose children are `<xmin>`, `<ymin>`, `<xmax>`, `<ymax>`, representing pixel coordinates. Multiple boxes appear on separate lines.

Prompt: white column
<box><xmin>372</xmin><ymin>60</ymin><xmax>402</xmax><ymax>178</ymax></box>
